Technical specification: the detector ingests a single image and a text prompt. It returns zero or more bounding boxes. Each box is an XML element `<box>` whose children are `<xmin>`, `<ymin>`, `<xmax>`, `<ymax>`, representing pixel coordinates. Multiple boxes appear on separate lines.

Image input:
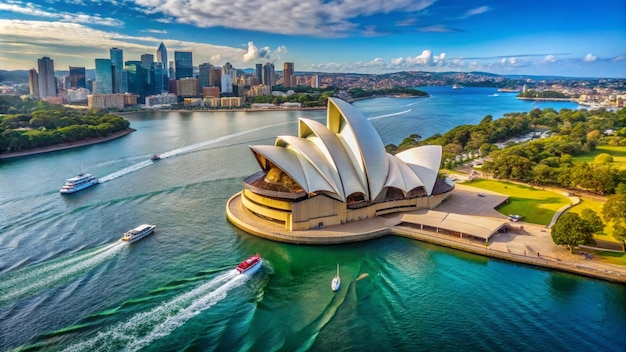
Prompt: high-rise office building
<box><xmin>174</xmin><ymin>51</ymin><xmax>193</xmax><ymax>79</ymax></box>
<box><xmin>256</xmin><ymin>64</ymin><xmax>263</xmax><ymax>85</ymax></box>
<box><xmin>141</xmin><ymin>54</ymin><xmax>156</xmax><ymax>96</ymax></box>
<box><xmin>28</xmin><ymin>68</ymin><xmax>39</xmax><ymax>97</ymax></box>
<box><xmin>156</xmin><ymin>42</ymin><xmax>168</xmax><ymax>71</ymax></box>
<box><xmin>198</xmin><ymin>63</ymin><xmax>213</xmax><ymax>89</ymax></box>
<box><xmin>37</xmin><ymin>56</ymin><xmax>56</xmax><ymax>98</ymax></box>
<box><xmin>125</xmin><ymin>60</ymin><xmax>144</xmax><ymax>102</ymax></box>
<box><xmin>94</xmin><ymin>58</ymin><xmax>113</xmax><ymax>94</ymax></box>
<box><xmin>168</xmin><ymin>61</ymin><xmax>175</xmax><ymax>80</ymax></box>
<box><xmin>69</xmin><ymin>66</ymin><xmax>86</xmax><ymax>89</ymax></box>
<box><xmin>110</xmin><ymin>48</ymin><xmax>123</xmax><ymax>93</ymax></box>
<box><xmin>262</xmin><ymin>62</ymin><xmax>275</xmax><ymax>87</ymax></box>
<box><xmin>221</xmin><ymin>62</ymin><xmax>234</xmax><ymax>94</ymax></box>
<box><xmin>156</xmin><ymin>43</ymin><xmax>168</xmax><ymax>92</ymax></box>
<box><xmin>283</xmin><ymin>62</ymin><xmax>294</xmax><ymax>87</ymax></box>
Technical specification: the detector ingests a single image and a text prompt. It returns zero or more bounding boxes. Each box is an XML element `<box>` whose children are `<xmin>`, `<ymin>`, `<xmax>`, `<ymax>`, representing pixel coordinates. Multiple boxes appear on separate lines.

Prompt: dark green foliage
<box><xmin>551</xmin><ymin>212</ymin><xmax>596</xmax><ymax>252</ymax></box>
<box><xmin>0</xmin><ymin>96</ymin><xmax>131</xmax><ymax>153</ymax></box>
<box><xmin>347</xmin><ymin>87</ymin><xmax>428</xmax><ymax>99</ymax></box>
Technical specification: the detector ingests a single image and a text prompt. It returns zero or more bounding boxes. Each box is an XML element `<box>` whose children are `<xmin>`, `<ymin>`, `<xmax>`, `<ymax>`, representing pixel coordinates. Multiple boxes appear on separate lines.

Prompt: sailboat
<box><xmin>331</xmin><ymin>263</ymin><xmax>341</xmax><ymax>292</ymax></box>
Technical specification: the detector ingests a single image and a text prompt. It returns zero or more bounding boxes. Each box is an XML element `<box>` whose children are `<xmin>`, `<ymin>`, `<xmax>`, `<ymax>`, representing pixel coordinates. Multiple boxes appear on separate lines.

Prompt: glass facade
<box><xmin>174</xmin><ymin>51</ymin><xmax>193</xmax><ymax>79</ymax></box>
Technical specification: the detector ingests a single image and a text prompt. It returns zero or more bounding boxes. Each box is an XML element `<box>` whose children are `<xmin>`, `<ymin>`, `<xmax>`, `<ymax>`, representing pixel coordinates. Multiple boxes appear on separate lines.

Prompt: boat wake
<box><xmin>0</xmin><ymin>241</ymin><xmax>126</xmax><ymax>305</ymax></box>
<box><xmin>63</xmin><ymin>269</ymin><xmax>247</xmax><ymax>352</ymax></box>
<box><xmin>368</xmin><ymin>109</ymin><xmax>412</xmax><ymax>121</ymax></box>
<box><xmin>97</xmin><ymin>121</ymin><xmax>292</xmax><ymax>183</ymax></box>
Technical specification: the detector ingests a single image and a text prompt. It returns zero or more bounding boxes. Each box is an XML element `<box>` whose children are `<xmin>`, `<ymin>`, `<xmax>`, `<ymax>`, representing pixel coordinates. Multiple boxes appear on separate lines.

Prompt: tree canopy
<box><xmin>551</xmin><ymin>212</ymin><xmax>596</xmax><ymax>253</ymax></box>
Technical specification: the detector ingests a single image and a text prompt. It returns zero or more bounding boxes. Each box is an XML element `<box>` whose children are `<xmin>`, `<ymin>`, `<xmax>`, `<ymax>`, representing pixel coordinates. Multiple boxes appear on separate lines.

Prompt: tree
<box><xmin>580</xmin><ymin>209</ymin><xmax>604</xmax><ymax>234</ymax></box>
<box><xmin>602</xmin><ymin>194</ymin><xmax>626</xmax><ymax>248</ymax></box>
<box><xmin>594</xmin><ymin>153</ymin><xmax>613</xmax><ymax>164</ymax></box>
<box><xmin>551</xmin><ymin>212</ymin><xmax>595</xmax><ymax>253</ymax></box>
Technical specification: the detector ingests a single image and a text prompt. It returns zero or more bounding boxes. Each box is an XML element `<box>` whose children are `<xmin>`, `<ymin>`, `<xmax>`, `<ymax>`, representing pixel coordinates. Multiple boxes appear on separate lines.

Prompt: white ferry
<box><xmin>59</xmin><ymin>172</ymin><xmax>99</xmax><ymax>194</ymax></box>
<box><xmin>121</xmin><ymin>224</ymin><xmax>156</xmax><ymax>243</ymax></box>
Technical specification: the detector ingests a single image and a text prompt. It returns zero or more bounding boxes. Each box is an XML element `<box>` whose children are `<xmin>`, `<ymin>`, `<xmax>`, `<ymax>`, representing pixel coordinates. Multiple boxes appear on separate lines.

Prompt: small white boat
<box><xmin>331</xmin><ymin>263</ymin><xmax>341</xmax><ymax>292</ymax></box>
<box><xmin>237</xmin><ymin>254</ymin><xmax>262</xmax><ymax>275</ymax></box>
<box><xmin>121</xmin><ymin>224</ymin><xmax>156</xmax><ymax>243</ymax></box>
<box><xmin>59</xmin><ymin>171</ymin><xmax>98</xmax><ymax>194</ymax></box>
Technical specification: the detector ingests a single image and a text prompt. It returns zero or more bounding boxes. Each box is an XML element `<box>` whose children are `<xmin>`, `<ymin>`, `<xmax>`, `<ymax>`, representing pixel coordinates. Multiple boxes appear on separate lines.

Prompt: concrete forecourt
<box><xmin>226</xmin><ymin>98</ymin><xmax>626</xmax><ymax>284</ymax></box>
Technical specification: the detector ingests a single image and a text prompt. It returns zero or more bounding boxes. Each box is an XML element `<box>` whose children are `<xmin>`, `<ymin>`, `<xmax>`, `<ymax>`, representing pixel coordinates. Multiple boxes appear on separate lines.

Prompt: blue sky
<box><xmin>0</xmin><ymin>0</ymin><xmax>625</xmax><ymax>77</ymax></box>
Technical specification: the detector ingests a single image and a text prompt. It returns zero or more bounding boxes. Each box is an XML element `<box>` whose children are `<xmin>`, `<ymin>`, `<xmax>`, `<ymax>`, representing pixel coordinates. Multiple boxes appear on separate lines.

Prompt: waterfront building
<box><xmin>28</xmin><ymin>68</ymin><xmax>39</xmax><ymax>97</ymax></box>
<box><xmin>94</xmin><ymin>58</ymin><xmax>113</xmax><ymax>94</ymax></box>
<box><xmin>110</xmin><ymin>48</ymin><xmax>124</xmax><ymax>93</ymax></box>
<box><xmin>220</xmin><ymin>97</ymin><xmax>242</xmax><ymax>107</ymax></box>
<box><xmin>154</xmin><ymin>62</ymin><xmax>166</xmax><ymax>93</ymax></box>
<box><xmin>174</xmin><ymin>51</ymin><xmax>193</xmax><ymax>79</ymax></box>
<box><xmin>156</xmin><ymin>42</ymin><xmax>168</xmax><ymax>71</ymax></box>
<box><xmin>228</xmin><ymin>98</ymin><xmax>453</xmax><ymax>232</ymax></box>
<box><xmin>88</xmin><ymin>93</ymin><xmax>124</xmax><ymax>109</ymax></box>
<box><xmin>176</xmin><ymin>77</ymin><xmax>199</xmax><ymax>97</ymax></box>
<box><xmin>262</xmin><ymin>62</ymin><xmax>275</xmax><ymax>87</ymax></box>
<box><xmin>125</xmin><ymin>61</ymin><xmax>144</xmax><ymax>98</ymax></box>
<box><xmin>69</xmin><ymin>66</ymin><xmax>86</xmax><ymax>89</ymax></box>
<box><xmin>204</xmin><ymin>97</ymin><xmax>220</xmax><ymax>108</ymax></box>
<box><xmin>221</xmin><ymin>62</ymin><xmax>234</xmax><ymax>94</ymax></box>
<box><xmin>203</xmin><ymin>86</ymin><xmax>220</xmax><ymax>98</ymax></box>
<box><xmin>145</xmin><ymin>93</ymin><xmax>178</xmax><ymax>107</ymax></box>
<box><xmin>141</xmin><ymin>54</ymin><xmax>156</xmax><ymax>95</ymax></box>
<box><xmin>66</xmin><ymin>88</ymin><xmax>90</xmax><ymax>103</ymax></box>
<box><xmin>283</xmin><ymin>62</ymin><xmax>294</xmax><ymax>87</ymax></box>
<box><xmin>246</xmin><ymin>84</ymin><xmax>271</xmax><ymax>97</ymax></box>
<box><xmin>37</xmin><ymin>56</ymin><xmax>56</xmax><ymax>98</ymax></box>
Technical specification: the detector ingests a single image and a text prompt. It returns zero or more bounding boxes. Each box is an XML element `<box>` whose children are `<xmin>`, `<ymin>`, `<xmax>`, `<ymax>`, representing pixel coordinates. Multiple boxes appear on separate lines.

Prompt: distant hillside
<box><xmin>0</xmin><ymin>70</ymin><xmax>29</xmax><ymax>84</ymax></box>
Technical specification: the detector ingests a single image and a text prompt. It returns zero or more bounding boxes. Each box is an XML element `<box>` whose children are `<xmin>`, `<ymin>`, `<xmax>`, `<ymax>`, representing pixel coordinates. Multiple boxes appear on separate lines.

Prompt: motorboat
<box><xmin>331</xmin><ymin>263</ymin><xmax>341</xmax><ymax>292</ymax></box>
<box><xmin>150</xmin><ymin>154</ymin><xmax>161</xmax><ymax>161</ymax></box>
<box><xmin>237</xmin><ymin>254</ymin><xmax>262</xmax><ymax>275</ymax></box>
<box><xmin>452</xmin><ymin>84</ymin><xmax>463</xmax><ymax>89</ymax></box>
<box><xmin>121</xmin><ymin>224</ymin><xmax>156</xmax><ymax>243</ymax></box>
<box><xmin>59</xmin><ymin>171</ymin><xmax>98</xmax><ymax>194</ymax></box>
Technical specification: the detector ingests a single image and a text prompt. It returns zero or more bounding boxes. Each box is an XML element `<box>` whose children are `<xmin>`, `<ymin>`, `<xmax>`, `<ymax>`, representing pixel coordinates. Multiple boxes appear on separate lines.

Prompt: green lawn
<box><xmin>463</xmin><ymin>179</ymin><xmax>570</xmax><ymax>225</ymax></box>
<box><xmin>572</xmin><ymin>145</ymin><xmax>626</xmax><ymax>169</ymax></box>
<box><xmin>568</xmin><ymin>197</ymin><xmax>623</xmax><ymax>243</ymax></box>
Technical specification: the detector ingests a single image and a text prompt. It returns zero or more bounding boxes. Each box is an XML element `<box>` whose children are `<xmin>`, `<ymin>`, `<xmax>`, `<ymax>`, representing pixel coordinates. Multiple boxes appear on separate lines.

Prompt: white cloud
<box><xmin>542</xmin><ymin>54</ymin><xmax>557</xmax><ymax>63</ymax></box>
<box><xmin>0</xmin><ymin>20</ymin><xmax>257</xmax><ymax>69</ymax></box>
<box><xmin>142</xmin><ymin>29</ymin><xmax>168</xmax><ymax>34</ymax></box>
<box><xmin>0</xmin><ymin>1</ymin><xmax>123</xmax><ymax>26</ymax></box>
<box><xmin>131</xmin><ymin>0</ymin><xmax>436</xmax><ymax>37</ymax></box>
<box><xmin>583</xmin><ymin>53</ymin><xmax>597</xmax><ymax>62</ymax></box>
<box><xmin>462</xmin><ymin>6</ymin><xmax>490</xmax><ymax>18</ymax></box>
<box><xmin>242</xmin><ymin>41</ymin><xmax>287</xmax><ymax>63</ymax></box>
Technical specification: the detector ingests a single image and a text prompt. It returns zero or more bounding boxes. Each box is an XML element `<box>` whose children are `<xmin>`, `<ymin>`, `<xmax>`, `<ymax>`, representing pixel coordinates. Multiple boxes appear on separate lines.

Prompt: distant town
<box><xmin>0</xmin><ymin>42</ymin><xmax>624</xmax><ymax>111</ymax></box>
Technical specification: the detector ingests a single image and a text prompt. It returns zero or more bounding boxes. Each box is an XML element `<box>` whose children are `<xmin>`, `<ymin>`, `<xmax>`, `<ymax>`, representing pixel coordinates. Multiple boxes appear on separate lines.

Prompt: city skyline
<box><xmin>0</xmin><ymin>0</ymin><xmax>625</xmax><ymax>78</ymax></box>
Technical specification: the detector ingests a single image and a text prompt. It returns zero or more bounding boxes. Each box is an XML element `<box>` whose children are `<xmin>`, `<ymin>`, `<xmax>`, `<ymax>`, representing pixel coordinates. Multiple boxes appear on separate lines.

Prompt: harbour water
<box><xmin>1</xmin><ymin>87</ymin><xmax>624</xmax><ymax>351</ymax></box>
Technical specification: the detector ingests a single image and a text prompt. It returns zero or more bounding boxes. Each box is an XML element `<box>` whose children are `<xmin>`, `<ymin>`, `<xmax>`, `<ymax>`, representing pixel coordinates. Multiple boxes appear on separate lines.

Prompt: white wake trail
<box><xmin>98</xmin><ymin>121</ymin><xmax>292</xmax><ymax>183</ymax></box>
<box><xmin>0</xmin><ymin>242</ymin><xmax>125</xmax><ymax>304</ymax></box>
<box><xmin>64</xmin><ymin>270</ymin><xmax>247</xmax><ymax>352</ymax></box>
<box><xmin>368</xmin><ymin>109</ymin><xmax>412</xmax><ymax>121</ymax></box>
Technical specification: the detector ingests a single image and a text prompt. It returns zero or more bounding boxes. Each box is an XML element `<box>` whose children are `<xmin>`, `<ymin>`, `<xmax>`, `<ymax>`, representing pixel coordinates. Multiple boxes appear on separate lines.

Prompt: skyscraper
<box><xmin>156</xmin><ymin>42</ymin><xmax>168</xmax><ymax>71</ymax></box>
<box><xmin>28</xmin><ymin>68</ymin><xmax>39</xmax><ymax>97</ymax></box>
<box><xmin>283</xmin><ymin>62</ymin><xmax>294</xmax><ymax>87</ymax></box>
<box><xmin>156</xmin><ymin>42</ymin><xmax>168</xmax><ymax>92</ymax></box>
<box><xmin>94</xmin><ymin>58</ymin><xmax>113</xmax><ymax>94</ymax></box>
<box><xmin>110</xmin><ymin>48</ymin><xmax>123</xmax><ymax>93</ymax></box>
<box><xmin>198</xmin><ymin>63</ymin><xmax>213</xmax><ymax>88</ymax></box>
<box><xmin>262</xmin><ymin>62</ymin><xmax>275</xmax><ymax>87</ymax></box>
<box><xmin>69</xmin><ymin>66</ymin><xmax>86</xmax><ymax>89</ymax></box>
<box><xmin>141</xmin><ymin>54</ymin><xmax>155</xmax><ymax>95</ymax></box>
<box><xmin>174</xmin><ymin>51</ymin><xmax>193</xmax><ymax>79</ymax></box>
<box><xmin>125</xmin><ymin>60</ymin><xmax>144</xmax><ymax>99</ymax></box>
<box><xmin>256</xmin><ymin>63</ymin><xmax>263</xmax><ymax>85</ymax></box>
<box><xmin>37</xmin><ymin>56</ymin><xmax>56</xmax><ymax>98</ymax></box>
<box><xmin>221</xmin><ymin>62</ymin><xmax>234</xmax><ymax>94</ymax></box>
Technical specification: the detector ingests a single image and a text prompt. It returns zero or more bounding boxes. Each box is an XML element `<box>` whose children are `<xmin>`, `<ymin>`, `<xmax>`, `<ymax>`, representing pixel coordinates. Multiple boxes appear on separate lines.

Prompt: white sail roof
<box><xmin>248</xmin><ymin>98</ymin><xmax>443</xmax><ymax>203</ymax></box>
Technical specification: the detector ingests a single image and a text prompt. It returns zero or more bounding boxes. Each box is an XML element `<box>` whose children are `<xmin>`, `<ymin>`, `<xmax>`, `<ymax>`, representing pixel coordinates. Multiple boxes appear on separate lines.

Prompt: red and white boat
<box><xmin>236</xmin><ymin>254</ymin><xmax>262</xmax><ymax>275</ymax></box>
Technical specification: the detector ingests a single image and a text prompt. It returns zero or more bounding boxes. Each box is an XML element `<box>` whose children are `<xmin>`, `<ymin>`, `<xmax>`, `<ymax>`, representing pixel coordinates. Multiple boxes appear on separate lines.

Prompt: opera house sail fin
<box><xmin>232</xmin><ymin>97</ymin><xmax>454</xmax><ymax>232</ymax></box>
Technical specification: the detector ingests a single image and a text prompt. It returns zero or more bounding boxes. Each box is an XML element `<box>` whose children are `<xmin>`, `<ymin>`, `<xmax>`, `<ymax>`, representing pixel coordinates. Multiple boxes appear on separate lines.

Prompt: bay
<box><xmin>0</xmin><ymin>87</ymin><xmax>624</xmax><ymax>351</ymax></box>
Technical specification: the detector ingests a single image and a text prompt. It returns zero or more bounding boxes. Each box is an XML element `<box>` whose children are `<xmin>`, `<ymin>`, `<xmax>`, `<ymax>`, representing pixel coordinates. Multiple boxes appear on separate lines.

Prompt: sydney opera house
<box><xmin>227</xmin><ymin>97</ymin><xmax>454</xmax><ymax>236</ymax></box>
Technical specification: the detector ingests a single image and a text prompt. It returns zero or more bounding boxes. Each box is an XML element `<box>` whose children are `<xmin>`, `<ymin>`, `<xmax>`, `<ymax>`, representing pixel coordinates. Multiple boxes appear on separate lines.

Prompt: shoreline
<box><xmin>0</xmin><ymin>128</ymin><xmax>136</xmax><ymax>160</ymax></box>
<box><xmin>516</xmin><ymin>97</ymin><xmax>575</xmax><ymax>102</ymax></box>
<box><xmin>227</xmin><ymin>190</ymin><xmax>626</xmax><ymax>285</ymax></box>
